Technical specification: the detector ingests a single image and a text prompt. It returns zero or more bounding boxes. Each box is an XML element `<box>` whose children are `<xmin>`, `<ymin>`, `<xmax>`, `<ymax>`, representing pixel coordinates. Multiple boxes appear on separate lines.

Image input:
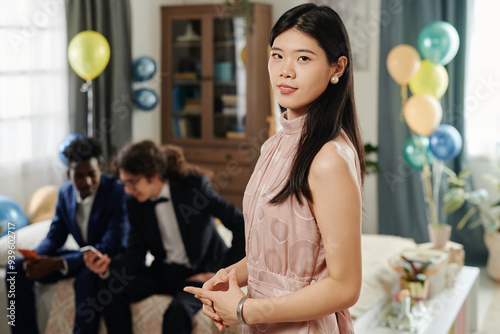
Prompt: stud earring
<box><xmin>330</xmin><ymin>76</ymin><xmax>339</xmax><ymax>85</ymax></box>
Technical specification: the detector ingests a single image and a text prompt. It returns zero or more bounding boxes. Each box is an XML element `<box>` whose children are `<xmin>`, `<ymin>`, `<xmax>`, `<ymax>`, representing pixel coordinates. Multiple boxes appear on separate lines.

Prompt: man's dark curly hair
<box><xmin>64</xmin><ymin>136</ymin><xmax>104</xmax><ymax>166</ymax></box>
<box><xmin>114</xmin><ymin>140</ymin><xmax>212</xmax><ymax>181</ymax></box>
<box><xmin>114</xmin><ymin>140</ymin><xmax>167</xmax><ymax>180</ymax></box>
<box><xmin>162</xmin><ymin>144</ymin><xmax>212</xmax><ymax>181</ymax></box>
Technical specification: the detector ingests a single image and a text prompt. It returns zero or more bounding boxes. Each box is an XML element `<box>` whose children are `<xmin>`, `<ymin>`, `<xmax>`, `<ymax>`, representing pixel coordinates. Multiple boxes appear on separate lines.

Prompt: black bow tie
<box><xmin>152</xmin><ymin>197</ymin><xmax>169</xmax><ymax>205</ymax></box>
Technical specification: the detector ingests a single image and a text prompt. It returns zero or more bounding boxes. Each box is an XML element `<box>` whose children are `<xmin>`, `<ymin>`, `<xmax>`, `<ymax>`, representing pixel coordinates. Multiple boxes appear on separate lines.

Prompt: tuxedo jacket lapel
<box><xmin>169</xmin><ymin>182</ymin><xmax>190</xmax><ymax>249</ymax></box>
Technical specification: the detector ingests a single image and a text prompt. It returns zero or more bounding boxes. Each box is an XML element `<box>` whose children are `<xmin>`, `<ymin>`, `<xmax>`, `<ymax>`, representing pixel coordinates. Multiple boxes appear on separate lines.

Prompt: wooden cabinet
<box><xmin>161</xmin><ymin>4</ymin><xmax>272</xmax><ymax>209</ymax></box>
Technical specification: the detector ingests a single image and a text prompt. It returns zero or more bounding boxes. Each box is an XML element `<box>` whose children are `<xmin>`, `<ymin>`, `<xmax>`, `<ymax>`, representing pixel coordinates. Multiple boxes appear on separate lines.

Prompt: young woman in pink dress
<box><xmin>185</xmin><ymin>3</ymin><xmax>365</xmax><ymax>333</ymax></box>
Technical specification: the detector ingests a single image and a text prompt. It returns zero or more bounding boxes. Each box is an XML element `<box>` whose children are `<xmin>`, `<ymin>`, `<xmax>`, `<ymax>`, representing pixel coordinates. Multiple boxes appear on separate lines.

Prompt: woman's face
<box><xmin>268</xmin><ymin>28</ymin><xmax>335</xmax><ymax>118</ymax></box>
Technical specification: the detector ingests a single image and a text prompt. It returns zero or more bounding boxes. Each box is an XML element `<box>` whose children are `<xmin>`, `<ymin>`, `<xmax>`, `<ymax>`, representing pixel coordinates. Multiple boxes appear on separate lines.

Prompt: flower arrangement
<box><xmin>389</xmin><ymin>249</ymin><xmax>447</xmax><ymax>283</ymax></box>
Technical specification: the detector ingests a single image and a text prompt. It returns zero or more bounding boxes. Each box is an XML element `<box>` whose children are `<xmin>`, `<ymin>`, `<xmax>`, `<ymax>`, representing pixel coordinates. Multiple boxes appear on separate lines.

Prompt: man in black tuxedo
<box><xmin>84</xmin><ymin>140</ymin><xmax>245</xmax><ymax>334</ymax></box>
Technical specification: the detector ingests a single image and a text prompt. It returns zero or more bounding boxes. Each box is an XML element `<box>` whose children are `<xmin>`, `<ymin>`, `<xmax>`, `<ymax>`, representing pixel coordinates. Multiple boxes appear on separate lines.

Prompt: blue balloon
<box><xmin>0</xmin><ymin>195</ymin><xmax>29</xmax><ymax>237</ymax></box>
<box><xmin>132</xmin><ymin>56</ymin><xmax>157</xmax><ymax>82</ymax></box>
<box><xmin>418</xmin><ymin>21</ymin><xmax>460</xmax><ymax>65</ymax></box>
<box><xmin>429</xmin><ymin>124</ymin><xmax>463</xmax><ymax>160</ymax></box>
<box><xmin>58</xmin><ymin>133</ymin><xmax>84</xmax><ymax>166</ymax></box>
<box><xmin>133</xmin><ymin>88</ymin><xmax>158</xmax><ymax>111</ymax></box>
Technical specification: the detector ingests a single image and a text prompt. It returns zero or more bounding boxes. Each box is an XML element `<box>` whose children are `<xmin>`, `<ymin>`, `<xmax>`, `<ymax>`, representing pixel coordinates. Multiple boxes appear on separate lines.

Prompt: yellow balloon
<box><xmin>68</xmin><ymin>31</ymin><xmax>110</xmax><ymax>81</ymax></box>
<box><xmin>409</xmin><ymin>60</ymin><xmax>449</xmax><ymax>99</ymax></box>
<box><xmin>387</xmin><ymin>44</ymin><xmax>421</xmax><ymax>85</ymax></box>
<box><xmin>403</xmin><ymin>94</ymin><xmax>442</xmax><ymax>136</ymax></box>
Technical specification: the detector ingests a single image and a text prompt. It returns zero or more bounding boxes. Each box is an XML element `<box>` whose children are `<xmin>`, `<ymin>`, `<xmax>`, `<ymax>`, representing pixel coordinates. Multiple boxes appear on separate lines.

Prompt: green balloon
<box><xmin>418</xmin><ymin>21</ymin><xmax>460</xmax><ymax>65</ymax></box>
<box><xmin>403</xmin><ymin>135</ymin><xmax>434</xmax><ymax>170</ymax></box>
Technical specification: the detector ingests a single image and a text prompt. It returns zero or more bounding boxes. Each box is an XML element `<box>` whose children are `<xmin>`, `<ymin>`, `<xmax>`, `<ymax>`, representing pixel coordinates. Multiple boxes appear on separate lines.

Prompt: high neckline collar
<box><xmin>279</xmin><ymin>111</ymin><xmax>306</xmax><ymax>135</ymax></box>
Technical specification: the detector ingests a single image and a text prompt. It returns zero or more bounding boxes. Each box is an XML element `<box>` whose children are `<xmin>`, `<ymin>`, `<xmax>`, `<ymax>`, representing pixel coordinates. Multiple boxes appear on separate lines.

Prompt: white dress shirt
<box><xmin>153</xmin><ymin>183</ymin><xmax>190</xmax><ymax>267</ymax></box>
<box><xmin>76</xmin><ymin>192</ymin><xmax>96</xmax><ymax>243</ymax></box>
<box><xmin>61</xmin><ymin>191</ymin><xmax>96</xmax><ymax>275</ymax></box>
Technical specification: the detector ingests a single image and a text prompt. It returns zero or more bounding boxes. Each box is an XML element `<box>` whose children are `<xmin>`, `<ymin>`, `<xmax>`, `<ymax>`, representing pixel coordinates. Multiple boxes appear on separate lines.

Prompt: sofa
<box><xmin>0</xmin><ymin>220</ymin><xmax>242</xmax><ymax>334</ymax></box>
<box><xmin>0</xmin><ymin>220</ymin><xmax>417</xmax><ymax>334</ymax></box>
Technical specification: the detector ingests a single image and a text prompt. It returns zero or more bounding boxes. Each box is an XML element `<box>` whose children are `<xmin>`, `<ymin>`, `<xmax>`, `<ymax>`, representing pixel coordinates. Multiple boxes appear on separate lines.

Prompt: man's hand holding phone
<box><xmin>18</xmin><ymin>248</ymin><xmax>38</xmax><ymax>259</ymax></box>
<box><xmin>80</xmin><ymin>246</ymin><xmax>110</xmax><ymax>275</ymax></box>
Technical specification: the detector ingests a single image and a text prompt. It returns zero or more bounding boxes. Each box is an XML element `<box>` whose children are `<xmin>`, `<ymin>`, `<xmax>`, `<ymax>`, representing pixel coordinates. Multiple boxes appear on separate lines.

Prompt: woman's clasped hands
<box><xmin>184</xmin><ymin>269</ymin><xmax>245</xmax><ymax>332</ymax></box>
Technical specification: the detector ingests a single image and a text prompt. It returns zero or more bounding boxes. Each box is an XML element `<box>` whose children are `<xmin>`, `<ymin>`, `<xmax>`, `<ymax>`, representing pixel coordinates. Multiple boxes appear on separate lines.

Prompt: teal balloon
<box><xmin>403</xmin><ymin>135</ymin><xmax>434</xmax><ymax>170</ymax></box>
<box><xmin>418</xmin><ymin>21</ymin><xmax>460</xmax><ymax>65</ymax></box>
<box><xmin>0</xmin><ymin>195</ymin><xmax>29</xmax><ymax>237</ymax></box>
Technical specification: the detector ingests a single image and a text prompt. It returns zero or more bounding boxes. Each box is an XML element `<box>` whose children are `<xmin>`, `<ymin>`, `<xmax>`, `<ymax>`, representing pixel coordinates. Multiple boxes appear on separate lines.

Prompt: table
<box><xmin>353</xmin><ymin>266</ymin><xmax>479</xmax><ymax>334</ymax></box>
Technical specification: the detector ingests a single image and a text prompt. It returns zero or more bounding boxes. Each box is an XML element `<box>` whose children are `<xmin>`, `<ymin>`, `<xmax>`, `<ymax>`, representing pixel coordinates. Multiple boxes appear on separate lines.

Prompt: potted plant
<box><xmin>389</xmin><ymin>249</ymin><xmax>447</xmax><ymax>303</ymax></box>
<box><xmin>442</xmin><ymin>165</ymin><xmax>500</xmax><ymax>281</ymax></box>
<box><xmin>223</xmin><ymin>0</ymin><xmax>253</xmax><ymax>33</ymax></box>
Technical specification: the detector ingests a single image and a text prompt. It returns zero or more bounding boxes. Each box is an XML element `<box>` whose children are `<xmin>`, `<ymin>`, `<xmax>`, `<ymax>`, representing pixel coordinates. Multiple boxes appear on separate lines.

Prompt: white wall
<box><xmin>129</xmin><ymin>0</ymin><xmax>381</xmax><ymax>233</ymax></box>
<box><xmin>351</xmin><ymin>0</ymin><xmax>381</xmax><ymax>234</ymax></box>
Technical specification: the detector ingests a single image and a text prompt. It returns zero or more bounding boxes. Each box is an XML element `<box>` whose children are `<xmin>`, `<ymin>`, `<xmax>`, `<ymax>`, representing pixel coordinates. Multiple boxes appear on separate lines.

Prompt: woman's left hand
<box><xmin>184</xmin><ymin>269</ymin><xmax>245</xmax><ymax>328</ymax></box>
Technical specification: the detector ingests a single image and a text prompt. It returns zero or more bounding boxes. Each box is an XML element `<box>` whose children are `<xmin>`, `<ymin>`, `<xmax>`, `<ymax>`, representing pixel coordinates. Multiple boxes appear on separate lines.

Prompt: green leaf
<box><xmin>447</xmin><ymin>176</ymin><xmax>466</xmax><ymax>188</ymax></box>
<box><xmin>458</xmin><ymin>167</ymin><xmax>472</xmax><ymax>180</ymax></box>
<box><xmin>456</xmin><ymin>207</ymin><xmax>477</xmax><ymax>230</ymax></box>
<box><xmin>465</xmin><ymin>189</ymin><xmax>489</xmax><ymax>205</ymax></box>
<box><xmin>467</xmin><ymin>217</ymin><xmax>484</xmax><ymax>230</ymax></box>
<box><xmin>490</xmin><ymin>200</ymin><xmax>500</xmax><ymax>208</ymax></box>
<box><xmin>483</xmin><ymin>174</ymin><xmax>500</xmax><ymax>189</ymax></box>
<box><xmin>443</xmin><ymin>188</ymin><xmax>466</xmax><ymax>214</ymax></box>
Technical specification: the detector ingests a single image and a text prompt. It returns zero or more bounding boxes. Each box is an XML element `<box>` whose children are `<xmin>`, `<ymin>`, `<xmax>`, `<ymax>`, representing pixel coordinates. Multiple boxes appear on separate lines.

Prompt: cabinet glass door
<box><xmin>171</xmin><ymin>19</ymin><xmax>202</xmax><ymax>139</ymax></box>
<box><xmin>213</xmin><ymin>17</ymin><xmax>247</xmax><ymax>140</ymax></box>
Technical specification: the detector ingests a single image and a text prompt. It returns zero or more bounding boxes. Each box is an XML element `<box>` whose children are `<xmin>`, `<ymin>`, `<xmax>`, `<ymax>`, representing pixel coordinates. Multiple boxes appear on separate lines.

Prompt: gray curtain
<box><xmin>66</xmin><ymin>0</ymin><xmax>132</xmax><ymax>160</ymax></box>
<box><xmin>377</xmin><ymin>0</ymin><xmax>488</xmax><ymax>265</ymax></box>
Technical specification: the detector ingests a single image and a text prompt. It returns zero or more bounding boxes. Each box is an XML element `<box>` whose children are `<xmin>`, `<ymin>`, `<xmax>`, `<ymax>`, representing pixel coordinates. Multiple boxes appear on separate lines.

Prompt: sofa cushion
<box><xmin>0</xmin><ymin>220</ymin><xmax>78</xmax><ymax>267</ymax></box>
<box><xmin>45</xmin><ymin>278</ymin><xmax>242</xmax><ymax>334</ymax></box>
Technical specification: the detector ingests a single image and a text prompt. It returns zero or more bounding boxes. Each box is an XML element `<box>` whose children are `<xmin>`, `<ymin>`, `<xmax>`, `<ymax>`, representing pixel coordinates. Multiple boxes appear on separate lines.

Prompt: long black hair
<box><xmin>269</xmin><ymin>3</ymin><xmax>366</xmax><ymax>205</ymax></box>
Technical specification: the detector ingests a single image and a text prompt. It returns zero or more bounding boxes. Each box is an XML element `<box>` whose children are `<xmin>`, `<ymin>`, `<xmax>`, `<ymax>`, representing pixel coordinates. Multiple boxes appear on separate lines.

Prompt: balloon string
<box><xmin>409</xmin><ymin>129</ymin><xmax>439</xmax><ymax>227</ymax></box>
<box><xmin>87</xmin><ymin>79</ymin><xmax>94</xmax><ymax>137</ymax></box>
<box><xmin>400</xmin><ymin>84</ymin><xmax>408</xmax><ymax>122</ymax></box>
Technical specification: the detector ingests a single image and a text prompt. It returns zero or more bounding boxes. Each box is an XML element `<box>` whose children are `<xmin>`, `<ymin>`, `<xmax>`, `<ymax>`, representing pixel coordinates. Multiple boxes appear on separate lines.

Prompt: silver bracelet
<box><xmin>236</xmin><ymin>296</ymin><xmax>249</xmax><ymax>325</ymax></box>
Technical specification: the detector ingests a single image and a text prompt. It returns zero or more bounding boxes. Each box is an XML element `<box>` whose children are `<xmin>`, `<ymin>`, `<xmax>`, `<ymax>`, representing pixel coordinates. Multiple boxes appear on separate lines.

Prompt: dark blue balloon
<box><xmin>429</xmin><ymin>124</ymin><xmax>463</xmax><ymax>160</ymax></box>
<box><xmin>58</xmin><ymin>133</ymin><xmax>85</xmax><ymax>166</ymax></box>
<box><xmin>132</xmin><ymin>56</ymin><xmax>157</xmax><ymax>82</ymax></box>
<box><xmin>0</xmin><ymin>195</ymin><xmax>29</xmax><ymax>237</ymax></box>
<box><xmin>133</xmin><ymin>88</ymin><xmax>158</xmax><ymax>111</ymax></box>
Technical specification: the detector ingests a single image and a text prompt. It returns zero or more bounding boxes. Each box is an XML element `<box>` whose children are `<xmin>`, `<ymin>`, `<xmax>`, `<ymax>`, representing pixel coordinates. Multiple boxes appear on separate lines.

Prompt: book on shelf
<box><xmin>226</xmin><ymin>130</ymin><xmax>246</xmax><ymax>140</ymax></box>
<box><xmin>173</xmin><ymin>72</ymin><xmax>197</xmax><ymax>80</ymax></box>
<box><xmin>173</xmin><ymin>118</ymin><xmax>194</xmax><ymax>138</ymax></box>
<box><xmin>222</xmin><ymin>107</ymin><xmax>237</xmax><ymax>115</ymax></box>
<box><xmin>220</xmin><ymin>94</ymin><xmax>238</xmax><ymax>106</ymax></box>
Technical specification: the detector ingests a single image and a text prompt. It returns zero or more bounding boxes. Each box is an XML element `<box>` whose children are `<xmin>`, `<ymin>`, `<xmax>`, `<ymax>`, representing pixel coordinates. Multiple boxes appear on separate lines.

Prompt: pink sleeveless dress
<box><xmin>242</xmin><ymin>111</ymin><xmax>361</xmax><ymax>333</ymax></box>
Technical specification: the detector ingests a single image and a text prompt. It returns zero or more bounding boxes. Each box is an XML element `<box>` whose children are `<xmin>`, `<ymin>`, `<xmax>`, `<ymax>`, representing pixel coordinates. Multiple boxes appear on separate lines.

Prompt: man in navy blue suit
<box><xmin>84</xmin><ymin>141</ymin><xmax>245</xmax><ymax>334</ymax></box>
<box><xmin>6</xmin><ymin>137</ymin><xmax>129</xmax><ymax>334</ymax></box>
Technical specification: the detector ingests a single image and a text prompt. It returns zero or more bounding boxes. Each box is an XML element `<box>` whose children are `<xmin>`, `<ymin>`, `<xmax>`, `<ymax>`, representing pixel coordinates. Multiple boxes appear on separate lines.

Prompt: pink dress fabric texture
<box><xmin>242</xmin><ymin>112</ymin><xmax>361</xmax><ymax>333</ymax></box>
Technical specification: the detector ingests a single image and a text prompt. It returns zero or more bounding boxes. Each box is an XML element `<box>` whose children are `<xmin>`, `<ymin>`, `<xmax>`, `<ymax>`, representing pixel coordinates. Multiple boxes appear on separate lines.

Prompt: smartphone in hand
<box><xmin>18</xmin><ymin>248</ymin><xmax>38</xmax><ymax>259</ymax></box>
<box><xmin>79</xmin><ymin>245</ymin><xmax>103</xmax><ymax>259</ymax></box>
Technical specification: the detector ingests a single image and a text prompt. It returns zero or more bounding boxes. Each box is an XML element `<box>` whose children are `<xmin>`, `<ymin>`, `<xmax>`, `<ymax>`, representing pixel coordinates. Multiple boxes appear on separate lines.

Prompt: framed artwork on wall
<box><xmin>309</xmin><ymin>0</ymin><xmax>371</xmax><ymax>71</ymax></box>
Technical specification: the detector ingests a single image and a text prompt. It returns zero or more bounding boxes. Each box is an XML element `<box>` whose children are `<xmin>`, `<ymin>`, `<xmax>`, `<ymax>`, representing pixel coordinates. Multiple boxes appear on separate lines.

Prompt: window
<box><xmin>465</xmin><ymin>0</ymin><xmax>500</xmax><ymax>158</ymax></box>
<box><xmin>0</xmin><ymin>1</ymin><xmax>68</xmax><ymax>203</ymax></box>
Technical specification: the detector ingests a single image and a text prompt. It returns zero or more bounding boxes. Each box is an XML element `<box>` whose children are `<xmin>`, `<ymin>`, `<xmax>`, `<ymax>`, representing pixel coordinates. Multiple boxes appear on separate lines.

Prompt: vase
<box><xmin>400</xmin><ymin>277</ymin><xmax>430</xmax><ymax>304</ymax></box>
<box><xmin>428</xmin><ymin>224</ymin><xmax>451</xmax><ymax>249</ymax></box>
<box><xmin>484</xmin><ymin>232</ymin><xmax>500</xmax><ymax>282</ymax></box>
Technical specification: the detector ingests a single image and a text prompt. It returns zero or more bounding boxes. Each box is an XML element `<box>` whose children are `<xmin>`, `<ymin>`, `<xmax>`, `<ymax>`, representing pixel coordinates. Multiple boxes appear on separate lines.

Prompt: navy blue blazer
<box><xmin>112</xmin><ymin>175</ymin><xmax>245</xmax><ymax>276</ymax></box>
<box><xmin>35</xmin><ymin>174</ymin><xmax>129</xmax><ymax>276</ymax></box>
